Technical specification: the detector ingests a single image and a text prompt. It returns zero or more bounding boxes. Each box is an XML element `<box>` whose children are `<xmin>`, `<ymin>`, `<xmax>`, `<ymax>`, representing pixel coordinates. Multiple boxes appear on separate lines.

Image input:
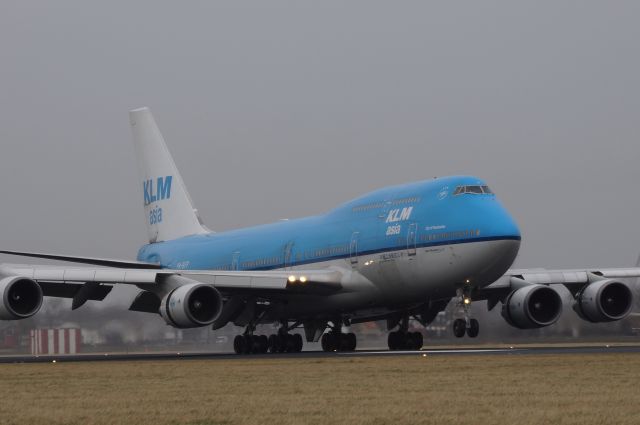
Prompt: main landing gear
<box><xmin>453</xmin><ymin>288</ymin><xmax>479</xmax><ymax>338</ymax></box>
<box><xmin>233</xmin><ymin>322</ymin><xmax>304</xmax><ymax>354</ymax></box>
<box><xmin>388</xmin><ymin>330</ymin><xmax>423</xmax><ymax>350</ymax></box>
<box><xmin>387</xmin><ymin>316</ymin><xmax>423</xmax><ymax>351</ymax></box>
<box><xmin>320</xmin><ymin>321</ymin><xmax>357</xmax><ymax>352</ymax></box>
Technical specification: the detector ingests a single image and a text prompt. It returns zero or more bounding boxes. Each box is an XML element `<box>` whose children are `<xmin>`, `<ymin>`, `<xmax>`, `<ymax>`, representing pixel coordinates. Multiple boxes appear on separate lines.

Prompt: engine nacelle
<box><xmin>0</xmin><ymin>276</ymin><xmax>44</xmax><ymax>320</ymax></box>
<box><xmin>501</xmin><ymin>284</ymin><xmax>563</xmax><ymax>329</ymax></box>
<box><xmin>573</xmin><ymin>279</ymin><xmax>633</xmax><ymax>323</ymax></box>
<box><xmin>160</xmin><ymin>282</ymin><xmax>223</xmax><ymax>328</ymax></box>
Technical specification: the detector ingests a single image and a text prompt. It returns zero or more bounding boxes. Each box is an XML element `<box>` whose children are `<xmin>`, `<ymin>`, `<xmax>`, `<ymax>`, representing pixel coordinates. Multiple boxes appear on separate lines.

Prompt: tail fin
<box><xmin>129</xmin><ymin>107</ymin><xmax>209</xmax><ymax>243</ymax></box>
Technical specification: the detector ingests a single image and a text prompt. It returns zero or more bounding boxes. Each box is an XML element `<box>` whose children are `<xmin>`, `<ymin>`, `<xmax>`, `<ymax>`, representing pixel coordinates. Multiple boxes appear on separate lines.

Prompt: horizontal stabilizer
<box><xmin>0</xmin><ymin>250</ymin><xmax>161</xmax><ymax>269</ymax></box>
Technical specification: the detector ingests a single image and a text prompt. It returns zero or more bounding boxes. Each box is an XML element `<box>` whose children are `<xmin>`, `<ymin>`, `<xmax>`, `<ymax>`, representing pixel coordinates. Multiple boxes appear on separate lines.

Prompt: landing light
<box><xmin>463</xmin><ymin>298</ymin><xmax>471</xmax><ymax>305</ymax></box>
<box><xmin>288</xmin><ymin>275</ymin><xmax>297</xmax><ymax>283</ymax></box>
<box><xmin>299</xmin><ymin>276</ymin><xmax>307</xmax><ymax>284</ymax></box>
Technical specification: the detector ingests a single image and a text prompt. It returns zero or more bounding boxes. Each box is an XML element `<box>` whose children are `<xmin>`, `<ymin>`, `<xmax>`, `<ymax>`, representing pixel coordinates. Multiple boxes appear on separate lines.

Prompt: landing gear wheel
<box><xmin>233</xmin><ymin>335</ymin><xmax>246</xmax><ymax>354</ymax></box>
<box><xmin>387</xmin><ymin>331</ymin><xmax>400</xmax><ymax>350</ymax></box>
<box><xmin>345</xmin><ymin>332</ymin><xmax>357</xmax><ymax>351</ymax></box>
<box><xmin>453</xmin><ymin>319</ymin><xmax>466</xmax><ymax>338</ymax></box>
<box><xmin>258</xmin><ymin>335</ymin><xmax>269</xmax><ymax>353</ymax></box>
<box><xmin>267</xmin><ymin>334</ymin><xmax>277</xmax><ymax>353</ymax></box>
<box><xmin>276</xmin><ymin>334</ymin><xmax>287</xmax><ymax>353</ymax></box>
<box><xmin>245</xmin><ymin>335</ymin><xmax>256</xmax><ymax>354</ymax></box>
<box><xmin>338</xmin><ymin>334</ymin><xmax>351</xmax><ymax>351</ymax></box>
<box><xmin>467</xmin><ymin>319</ymin><xmax>479</xmax><ymax>338</ymax></box>
<box><xmin>410</xmin><ymin>332</ymin><xmax>423</xmax><ymax>350</ymax></box>
<box><xmin>321</xmin><ymin>332</ymin><xmax>336</xmax><ymax>352</ymax></box>
<box><xmin>283</xmin><ymin>334</ymin><xmax>295</xmax><ymax>352</ymax></box>
<box><xmin>292</xmin><ymin>333</ymin><xmax>303</xmax><ymax>352</ymax></box>
<box><xmin>246</xmin><ymin>335</ymin><xmax>257</xmax><ymax>353</ymax></box>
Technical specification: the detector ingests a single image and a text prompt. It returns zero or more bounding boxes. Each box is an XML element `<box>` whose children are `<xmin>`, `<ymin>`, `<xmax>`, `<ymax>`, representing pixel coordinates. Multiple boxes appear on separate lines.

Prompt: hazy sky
<box><xmin>1</xmin><ymin>1</ymin><xmax>639</xmax><ymax>273</ymax></box>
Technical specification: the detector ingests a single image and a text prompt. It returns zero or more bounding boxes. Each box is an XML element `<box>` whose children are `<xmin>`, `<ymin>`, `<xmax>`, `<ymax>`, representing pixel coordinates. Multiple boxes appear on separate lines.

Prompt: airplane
<box><xmin>0</xmin><ymin>107</ymin><xmax>637</xmax><ymax>354</ymax></box>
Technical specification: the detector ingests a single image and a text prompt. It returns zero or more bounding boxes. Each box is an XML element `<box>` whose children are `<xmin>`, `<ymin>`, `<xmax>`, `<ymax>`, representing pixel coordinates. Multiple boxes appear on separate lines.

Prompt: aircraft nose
<box><xmin>487</xmin><ymin>201</ymin><xmax>521</xmax><ymax>241</ymax></box>
<box><xmin>499</xmin><ymin>210</ymin><xmax>521</xmax><ymax>240</ymax></box>
<box><xmin>476</xmin><ymin>204</ymin><xmax>521</xmax><ymax>283</ymax></box>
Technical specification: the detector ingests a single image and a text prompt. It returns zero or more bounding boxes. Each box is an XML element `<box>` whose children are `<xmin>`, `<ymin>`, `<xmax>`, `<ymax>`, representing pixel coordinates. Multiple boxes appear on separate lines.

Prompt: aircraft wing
<box><xmin>0</xmin><ymin>249</ymin><xmax>344</xmax><ymax>294</ymax></box>
<box><xmin>505</xmin><ymin>267</ymin><xmax>640</xmax><ymax>284</ymax></box>
<box><xmin>0</xmin><ymin>250</ymin><xmax>161</xmax><ymax>269</ymax></box>
<box><xmin>0</xmin><ymin>264</ymin><xmax>343</xmax><ymax>295</ymax></box>
<box><xmin>476</xmin><ymin>267</ymin><xmax>640</xmax><ymax>311</ymax></box>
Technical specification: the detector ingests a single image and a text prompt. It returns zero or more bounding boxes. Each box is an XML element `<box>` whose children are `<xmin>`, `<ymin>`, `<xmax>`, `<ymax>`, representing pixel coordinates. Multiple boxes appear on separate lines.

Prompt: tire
<box><xmin>387</xmin><ymin>331</ymin><xmax>399</xmax><ymax>350</ymax></box>
<box><xmin>276</xmin><ymin>334</ymin><xmax>287</xmax><ymax>353</ymax></box>
<box><xmin>467</xmin><ymin>319</ymin><xmax>479</xmax><ymax>338</ymax></box>
<box><xmin>400</xmin><ymin>332</ymin><xmax>411</xmax><ymax>350</ymax></box>
<box><xmin>233</xmin><ymin>335</ymin><xmax>245</xmax><ymax>354</ymax></box>
<box><xmin>336</xmin><ymin>334</ymin><xmax>349</xmax><ymax>351</ymax></box>
<box><xmin>259</xmin><ymin>335</ymin><xmax>269</xmax><ymax>353</ymax></box>
<box><xmin>267</xmin><ymin>334</ymin><xmax>277</xmax><ymax>353</ymax></box>
<box><xmin>411</xmin><ymin>332</ymin><xmax>423</xmax><ymax>350</ymax></box>
<box><xmin>285</xmin><ymin>334</ymin><xmax>297</xmax><ymax>352</ymax></box>
<box><xmin>346</xmin><ymin>332</ymin><xmax>357</xmax><ymax>351</ymax></box>
<box><xmin>453</xmin><ymin>319</ymin><xmax>466</xmax><ymax>338</ymax></box>
<box><xmin>247</xmin><ymin>335</ymin><xmax>256</xmax><ymax>354</ymax></box>
<box><xmin>246</xmin><ymin>335</ymin><xmax>257</xmax><ymax>354</ymax></box>
<box><xmin>321</xmin><ymin>333</ymin><xmax>335</xmax><ymax>352</ymax></box>
<box><xmin>293</xmin><ymin>333</ymin><xmax>303</xmax><ymax>352</ymax></box>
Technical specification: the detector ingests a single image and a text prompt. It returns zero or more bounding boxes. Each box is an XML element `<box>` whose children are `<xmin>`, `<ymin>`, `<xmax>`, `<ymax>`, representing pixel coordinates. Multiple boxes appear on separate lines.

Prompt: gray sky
<box><xmin>1</xmin><ymin>1</ymin><xmax>639</xmax><ymax>272</ymax></box>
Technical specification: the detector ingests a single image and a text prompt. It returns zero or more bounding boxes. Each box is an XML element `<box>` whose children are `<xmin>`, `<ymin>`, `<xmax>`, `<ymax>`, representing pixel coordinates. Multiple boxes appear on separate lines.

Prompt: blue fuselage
<box><xmin>137</xmin><ymin>176</ymin><xmax>520</xmax><ymax>282</ymax></box>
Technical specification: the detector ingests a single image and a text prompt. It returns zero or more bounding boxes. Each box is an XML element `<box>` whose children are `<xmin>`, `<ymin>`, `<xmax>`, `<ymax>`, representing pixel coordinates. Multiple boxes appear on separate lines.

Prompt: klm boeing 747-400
<box><xmin>0</xmin><ymin>108</ymin><xmax>637</xmax><ymax>354</ymax></box>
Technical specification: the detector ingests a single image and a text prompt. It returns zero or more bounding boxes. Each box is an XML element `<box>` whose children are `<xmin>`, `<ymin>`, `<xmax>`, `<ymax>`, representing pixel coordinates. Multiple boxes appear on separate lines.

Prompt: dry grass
<box><xmin>1</xmin><ymin>354</ymin><xmax>639</xmax><ymax>425</ymax></box>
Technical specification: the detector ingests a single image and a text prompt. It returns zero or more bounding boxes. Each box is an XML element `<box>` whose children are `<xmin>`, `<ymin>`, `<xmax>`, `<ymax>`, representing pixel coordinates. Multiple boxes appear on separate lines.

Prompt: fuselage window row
<box><xmin>420</xmin><ymin>229</ymin><xmax>480</xmax><ymax>242</ymax></box>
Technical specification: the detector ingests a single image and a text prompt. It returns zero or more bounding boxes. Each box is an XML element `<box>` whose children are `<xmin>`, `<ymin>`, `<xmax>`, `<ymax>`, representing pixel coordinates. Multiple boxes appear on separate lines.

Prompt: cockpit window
<box><xmin>453</xmin><ymin>185</ymin><xmax>494</xmax><ymax>196</ymax></box>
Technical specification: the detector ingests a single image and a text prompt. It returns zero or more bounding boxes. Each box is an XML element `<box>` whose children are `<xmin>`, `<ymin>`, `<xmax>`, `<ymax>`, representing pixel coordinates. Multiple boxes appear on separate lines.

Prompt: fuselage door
<box><xmin>232</xmin><ymin>251</ymin><xmax>240</xmax><ymax>270</ymax></box>
<box><xmin>407</xmin><ymin>223</ymin><xmax>417</xmax><ymax>256</ymax></box>
<box><xmin>378</xmin><ymin>200</ymin><xmax>392</xmax><ymax>221</ymax></box>
<box><xmin>350</xmin><ymin>232</ymin><xmax>359</xmax><ymax>265</ymax></box>
<box><xmin>284</xmin><ymin>241</ymin><xmax>295</xmax><ymax>270</ymax></box>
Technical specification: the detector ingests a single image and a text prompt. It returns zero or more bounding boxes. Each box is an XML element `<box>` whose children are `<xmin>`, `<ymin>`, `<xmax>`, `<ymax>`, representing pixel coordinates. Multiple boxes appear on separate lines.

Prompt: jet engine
<box><xmin>0</xmin><ymin>276</ymin><xmax>44</xmax><ymax>320</ymax></box>
<box><xmin>573</xmin><ymin>279</ymin><xmax>633</xmax><ymax>323</ymax></box>
<box><xmin>160</xmin><ymin>282</ymin><xmax>223</xmax><ymax>328</ymax></box>
<box><xmin>501</xmin><ymin>284</ymin><xmax>563</xmax><ymax>329</ymax></box>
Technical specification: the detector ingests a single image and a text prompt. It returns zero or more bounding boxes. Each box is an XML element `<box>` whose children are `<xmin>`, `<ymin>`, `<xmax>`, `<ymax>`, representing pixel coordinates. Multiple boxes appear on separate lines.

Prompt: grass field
<box><xmin>1</xmin><ymin>353</ymin><xmax>638</xmax><ymax>425</ymax></box>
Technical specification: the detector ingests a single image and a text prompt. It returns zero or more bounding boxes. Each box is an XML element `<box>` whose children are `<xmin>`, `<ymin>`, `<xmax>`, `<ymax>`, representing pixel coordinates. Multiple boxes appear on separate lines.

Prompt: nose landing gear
<box><xmin>453</xmin><ymin>288</ymin><xmax>480</xmax><ymax>338</ymax></box>
<box><xmin>452</xmin><ymin>318</ymin><xmax>479</xmax><ymax>338</ymax></box>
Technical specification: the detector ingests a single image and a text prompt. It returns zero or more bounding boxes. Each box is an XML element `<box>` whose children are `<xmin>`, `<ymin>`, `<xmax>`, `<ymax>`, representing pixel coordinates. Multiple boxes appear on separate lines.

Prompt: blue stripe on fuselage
<box><xmin>136</xmin><ymin>176</ymin><xmax>521</xmax><ymax>270</ymax></box>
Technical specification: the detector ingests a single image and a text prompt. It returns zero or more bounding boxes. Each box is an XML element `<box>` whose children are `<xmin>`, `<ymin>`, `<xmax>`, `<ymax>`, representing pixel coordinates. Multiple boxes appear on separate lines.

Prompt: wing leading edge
<box><xmin>0</xmin><ymin>264</ymin><xmax>344</xmax><ymax>296</ymax></box>
<box><xmin>0</xmin><ymin>250</ymin><xmax>161</xmax><ymax>269</ymax></box>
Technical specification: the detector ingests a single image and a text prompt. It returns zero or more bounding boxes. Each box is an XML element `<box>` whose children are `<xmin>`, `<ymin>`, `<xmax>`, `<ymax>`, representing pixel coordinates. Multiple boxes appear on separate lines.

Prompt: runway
<box><xmin>1</xmin><ymin>344</ymin><xmax>639</xmax><ymax>364</ymax></box>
